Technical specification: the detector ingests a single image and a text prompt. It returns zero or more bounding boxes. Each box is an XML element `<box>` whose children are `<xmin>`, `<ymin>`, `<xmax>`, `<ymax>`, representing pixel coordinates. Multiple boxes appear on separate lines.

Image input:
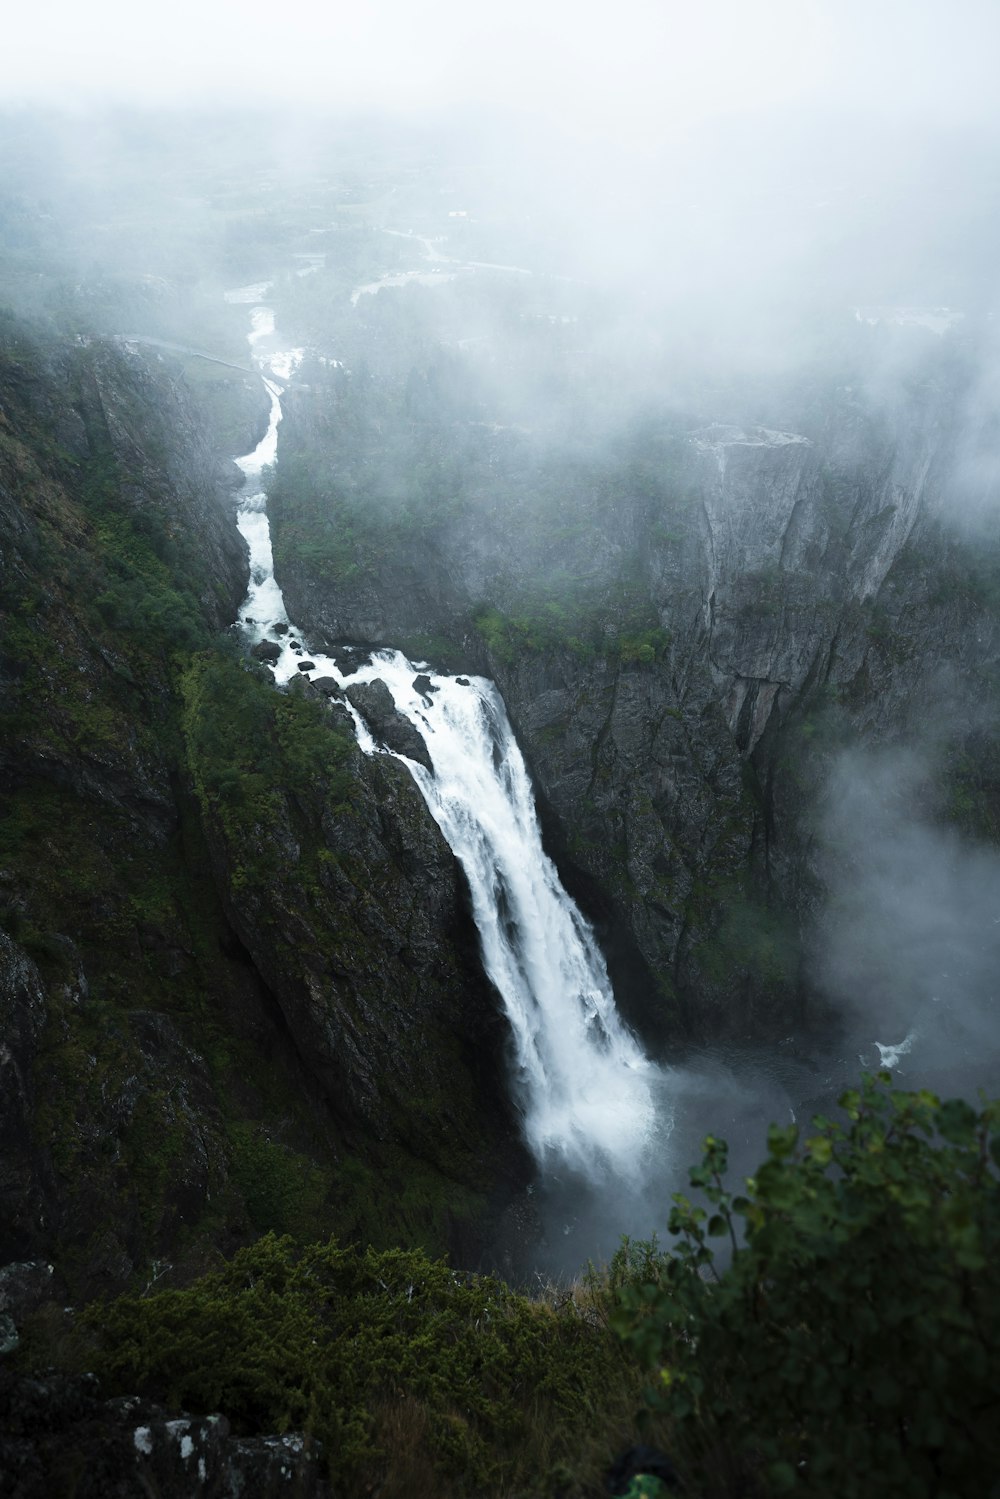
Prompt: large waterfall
<box><xmin>228</xmin><ymin>284</ymin><xmax>657</xmax><ymax>1183</ymax></box>
<box><xmin>345</xmin><ymin>653</ymin><xmax>656</xmax><ymax>1178</ymax></box>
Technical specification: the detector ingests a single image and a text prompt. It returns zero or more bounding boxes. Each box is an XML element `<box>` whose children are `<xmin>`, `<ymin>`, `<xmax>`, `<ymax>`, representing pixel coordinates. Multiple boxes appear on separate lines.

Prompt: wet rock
<box><xmin>456</xmin><ymin>677</ymin><xmax>470</xmax><ymax>686</ymax></box>
<box><xmin>195</xmin><ymin>714</ymin><xmax>525</xmax><ymax>1212</ymax></box>
<box><xmin>346</xmin><ymin>681</ymin><xmax>432</xmax><ymax>772</ymax></box>
<box><xmin>272</xmin><ymin>622</ymin><xmax>289</xmax><ymax>635</ymax></box>
<box><xmin>297</xmin><ymin>661</ymin><xmax>316</xmax><ymax>673</ymax></box>
<box><xmin>0</xmin><ymin>320</ymin><xmax>524</xmax><ymax>1296</ymax></box>
<box><xmin>334</xmin><ymin>646</ymin><xmax>374</xmax><ymax>671</ymax></box>
<box><xmin>275</xmin><ymin>360</ymin><xmax>989</xmax><ymax>1048</ymax></box>
<box><xmin>86</xmin><ymin>342</ymin><xmax>250</xmax><ymax>627</ymax></box>
<box><xmin>310</xmin><ymin>677</ymin><xmax>343</xmax><ymax>698</ymax></box>
<box><xmin>328</xmin><ymin>703</ymin><xmax>355</xmax><ymax>734</ymax></box>
<box><xmin>251</xmin><ymin>640</ymin><xmax>281</xmax><ymax>664</ymax></box>
<box><xmin>412</xmin><ymin>674</ymin><xmax>438</xmax><ymax>704</ymax></box>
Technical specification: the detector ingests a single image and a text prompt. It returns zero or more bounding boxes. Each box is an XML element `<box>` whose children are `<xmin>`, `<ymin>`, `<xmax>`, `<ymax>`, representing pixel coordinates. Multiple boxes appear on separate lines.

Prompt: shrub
<box><xmin>613</xmin><ymin>1075</ymin><xmax>1000</xmax><ymax>1497</ymax></box>
<box><xmin>181</xmin><ymin>652</ymin><xmax>353</xmax><ymax>833</ymax></box>
<box><xmin>79</xmin><ymin>1234</ymin><xmax>639</xmax><ymax>1494</ymax></box>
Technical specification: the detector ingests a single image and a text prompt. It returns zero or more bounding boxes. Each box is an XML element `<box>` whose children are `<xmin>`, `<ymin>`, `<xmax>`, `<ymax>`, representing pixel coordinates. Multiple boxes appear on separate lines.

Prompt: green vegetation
<box><xmin>1</xmin><ymin>323</ymin><xmax>497</xmax><ymax>1287</ymax></box>
<box><xmin>181</xmin><ymin>650</ymin><xmax>354</xmax><ymax>891</ymax></box>
<box><xmin>70</xmin><ymin>1234</ymin><xmax>640</xmax><ymax>1497</ymax></box>
<box><xmin>473</xmin><ymin>603</ymin><xmax>601</xmax><ymax>662</ymax></box>
<box><xmin>473</xmin><ymin>602</ymin><xmax>670</xmax><ymax>667</ymax></box>
<box><xmin>691</xmin><ymin>884</ymin><xmax>800</xmax><ymax>996</ymax></box>
<box><xmin>19</xmin><ymin>1075</ymin><xmax>997</xmax><ymax>1497</ymax></box>
<box><xmin>613</xmin><ymin>1075</ymin><xmax>1000</xmax><ymax>1497</ymax></box>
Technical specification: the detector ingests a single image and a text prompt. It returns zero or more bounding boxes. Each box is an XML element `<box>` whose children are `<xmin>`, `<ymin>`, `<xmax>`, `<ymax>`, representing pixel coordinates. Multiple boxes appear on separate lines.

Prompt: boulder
<box><xmin>251</xmin><ymin>640</ymin><xmax>281</xmax><ymax>664</ymax></box>
<box><xmin>0</xmin><ymin>1369</ymin><xmax>329</xmax><ymax>1498</ymax></box>
<box><xmin>329</xmin><ymin>703</ymin><xmax>355</xmax><ymax>735</ymax></box>
<box><xmin>346</xmin><ymin>681</ymin><xmax>433</xmax><ymax>772</ymax></box>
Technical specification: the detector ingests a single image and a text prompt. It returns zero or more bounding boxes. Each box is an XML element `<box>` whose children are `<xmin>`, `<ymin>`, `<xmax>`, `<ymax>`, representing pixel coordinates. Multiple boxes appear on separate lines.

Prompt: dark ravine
<box><xmin>271</xmin><ymin>356</ymin><xmax>1000</xmax><ymax>1053</ymax></box>
<box><xmin>0</xmin><ymin>316</ymin><xmax>529</xmax><ymax>1318</ymax></box>
<box><xmin>1</xmin><ymin>246</ymin><xmax>998</xmax><ymax>1490</ymax></box>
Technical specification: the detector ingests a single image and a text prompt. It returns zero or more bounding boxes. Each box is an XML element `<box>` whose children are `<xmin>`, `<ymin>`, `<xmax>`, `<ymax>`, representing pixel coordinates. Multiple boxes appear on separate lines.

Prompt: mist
<box><xmin>811</xmin><ymin>746</ymin><xmax>1000</xmax><ymax>1101</ymax></box>
<box><xmin>535</xmin><ymin>736</ymin><xmax>1000</xmax><ymax>1273</ymax></box>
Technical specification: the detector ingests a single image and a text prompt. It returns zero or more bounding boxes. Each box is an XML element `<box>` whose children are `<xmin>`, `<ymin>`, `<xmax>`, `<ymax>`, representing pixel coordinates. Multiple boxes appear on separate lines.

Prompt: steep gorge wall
<box><xmin>0</xmin><ymin>320</ymin><xmax>525</xmax><ymax>1300</ymax></box>
<box><xmin>272</xmin><ymin>364</ymin><xmax>1000</xmax><ymax>1049</ymax></box>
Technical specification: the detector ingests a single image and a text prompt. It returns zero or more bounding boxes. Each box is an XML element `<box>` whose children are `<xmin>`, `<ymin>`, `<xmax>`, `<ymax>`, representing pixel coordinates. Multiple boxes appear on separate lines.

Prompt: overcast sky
<box><xmin>4</xmin><ymin>0</ymin><xmax>1000</xmax><ymax>142</ymax></box>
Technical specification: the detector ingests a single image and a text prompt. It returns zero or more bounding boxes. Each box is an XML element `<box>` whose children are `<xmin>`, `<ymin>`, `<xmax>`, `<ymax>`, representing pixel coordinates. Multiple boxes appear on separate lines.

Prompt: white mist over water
<box><xmin>229</xmin><ymin>289</ymin><xmax>661</xmax><ymax>1183</ymax></box>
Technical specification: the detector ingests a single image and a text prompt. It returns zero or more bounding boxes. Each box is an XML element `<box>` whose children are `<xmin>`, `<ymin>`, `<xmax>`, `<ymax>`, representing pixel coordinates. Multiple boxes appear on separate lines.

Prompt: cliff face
<box><xmin>180</xmin><ymin>654</ymin><xmax>519</xmax><ymax>1182</ymax></box>
<box><xmin>3</xmin><ymin>299</ymin><xmax>996</xmax><ymax>1303</ymax></box>
<box><xmin>0</xmin><ymin>318</ymin><xmax>524</xmax><ymax>1301</ymax></box>
<box><xmin>272</xmin><ymin>358</ymin><xmax>1000</xmax><ymax>1047</ymax></box>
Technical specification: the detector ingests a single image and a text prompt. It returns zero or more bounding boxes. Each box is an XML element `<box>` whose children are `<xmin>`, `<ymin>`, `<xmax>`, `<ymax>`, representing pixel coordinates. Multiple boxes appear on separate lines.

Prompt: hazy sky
<box><xmin>5</xmin><ymin>0</ymin><xmax>1000</xmax><ymax>142</ymax></box>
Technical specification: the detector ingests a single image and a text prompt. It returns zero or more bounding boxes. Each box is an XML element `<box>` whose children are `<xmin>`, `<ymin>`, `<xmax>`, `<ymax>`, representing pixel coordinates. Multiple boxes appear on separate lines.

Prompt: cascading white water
<box><xmin>228</xmin><ymin>283</ymin><xmax>657</xmax><ymax>1182</ymax></box>
<box><xmin>348</xmin><ymin>653</ymin><xmax>656</xmax><ymax>1178</ymax></box>
<box><xmin>234</xmin><ymin>379</ymin><xmax>291</xmax><ymax>636</ymax></box>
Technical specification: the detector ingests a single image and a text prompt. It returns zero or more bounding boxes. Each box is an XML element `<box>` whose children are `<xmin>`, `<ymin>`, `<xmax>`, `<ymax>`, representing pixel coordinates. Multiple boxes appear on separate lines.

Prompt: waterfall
<box><xmin>229</xmin><ymin>289</ymin><xmax>657</xmax><ymax>1183</ymax></box>
<box><xmin>348</xmin><ymin>653</ymin><xmax>656</xmax><ymax>1178</ymax></box>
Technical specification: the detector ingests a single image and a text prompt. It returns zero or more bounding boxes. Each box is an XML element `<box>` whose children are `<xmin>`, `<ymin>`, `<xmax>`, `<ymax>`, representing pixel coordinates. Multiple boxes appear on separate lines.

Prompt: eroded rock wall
<box><xmin>0</xmin><ymin>320</ymin><xmax>525</xmax><ymax>1300</ymax></box>
<box><xmin>272</xmin><ymin>368</ymin><xmax>1000</xmax><ymax>1048</ymax></box>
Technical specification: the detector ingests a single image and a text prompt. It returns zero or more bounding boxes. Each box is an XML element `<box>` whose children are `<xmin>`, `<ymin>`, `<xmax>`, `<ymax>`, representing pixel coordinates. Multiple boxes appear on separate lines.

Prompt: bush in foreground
<box><xmin>72</xmin><ymin>1236</ymin><xmax>639</xmax><ymax>1496</ymax></box>
<box><xmin>20</xmin><ymin>1075</ymin><xmax>1000</xmax><ymax>1497</ymax></box>
<box><xmin>613</xmin><ymin>1074</ymin><xmax>1000</xmax><ymax>1497</ymax></box>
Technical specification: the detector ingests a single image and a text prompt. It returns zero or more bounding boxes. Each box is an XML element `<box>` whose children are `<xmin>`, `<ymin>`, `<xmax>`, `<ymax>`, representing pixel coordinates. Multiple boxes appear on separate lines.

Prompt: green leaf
<box><xmin>806</xmin><ymin>1135</ymin><xmax>833</xmax><ymax>1165</ymax></box>
<box><xmin>767</xmin><ymin>1124</ymin><xmax>799</xmax><ymax>1160</ymax></box>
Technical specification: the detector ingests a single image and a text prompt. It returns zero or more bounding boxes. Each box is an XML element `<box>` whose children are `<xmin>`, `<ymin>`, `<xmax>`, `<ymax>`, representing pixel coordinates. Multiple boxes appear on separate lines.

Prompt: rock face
<box><xmin>273</xmin><ymin>368</ymin><xmax>1000</xmax><ymax>1046</ymax></box>
<box><xmin>185</xmin><ymin>660</ymin><xmax>519</xmax><ymax>1176</ymax></box>
<box><xmin>0</xmin><ymin>936</ymin><xmax>50</xmax><ymax>1262</ymax></box>
<box><xmin>3</xmin><ymin>300</ymin><xmax>998</xmax><ymax>1324</ymax></box>
<box><xmin>345</xmin><ymin>679</ymin><xmax>433</xmax><ymax>770</ymax></box>
<box><xmin>0</xmin><ymin>318</ymin><xmax>526</xmax><ymax>1304</ymax></box>
<box><xmin>0</xmin><ymin>1368</ymin><xmax>328</xmax><ymax>1499</ymax></box>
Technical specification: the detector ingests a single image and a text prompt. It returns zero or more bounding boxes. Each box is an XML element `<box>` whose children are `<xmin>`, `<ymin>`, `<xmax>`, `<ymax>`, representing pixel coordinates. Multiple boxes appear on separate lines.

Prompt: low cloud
<box><xmin>810</xmin><ymin>746</ymin><xmax>1000</xmax><ymax>1099</ymax></box>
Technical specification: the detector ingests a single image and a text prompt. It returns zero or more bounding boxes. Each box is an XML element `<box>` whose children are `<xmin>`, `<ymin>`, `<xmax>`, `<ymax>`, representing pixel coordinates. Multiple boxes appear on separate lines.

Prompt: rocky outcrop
<box><xmin>0</xmin><ymin>319</ymin><xmax>527</xmax><ymax>1300</ymax></box>
<box><xmin>84</xmin><ymin>341</ymin><xmax>251</xmax><ymax>631</ymax></box>
<box><xmin>0</xmin><ymin>1369</ymin><xmax>328</xmax><ymax>1499</ymax></box>
<box><xmin>345</xmin><ymin>679</ymin><xmax>433</xmax><ymax>769</ymax></box>
<box><xmin>0</xmin><ymin>1260</ymin><xmax>54</xmax><ymax>1356</ymax></box>
<box><xmin>188</xmin><ymin>683</ymin><xmax>520</xmax><ymax>1180</ymax></box>
<box><xmin>272</xmin><ymin>359</ymin><xmax>1000</xmax><ymax>1047</ymax></box>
